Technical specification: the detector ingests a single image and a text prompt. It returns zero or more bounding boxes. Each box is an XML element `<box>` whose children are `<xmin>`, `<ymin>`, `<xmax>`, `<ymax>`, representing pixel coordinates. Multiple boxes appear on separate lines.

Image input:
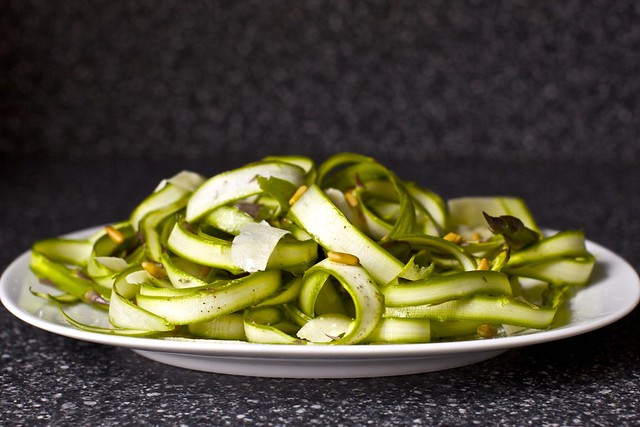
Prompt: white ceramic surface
<box><xmin>1</xmin><ymin>228</ymin><xmax>639</xmax><ymax>378</ymax></box>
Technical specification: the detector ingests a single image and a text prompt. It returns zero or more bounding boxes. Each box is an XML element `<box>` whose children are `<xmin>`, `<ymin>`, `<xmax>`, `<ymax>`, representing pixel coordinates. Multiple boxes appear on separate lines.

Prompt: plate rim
<box><xmin>1</xmin><ymin>227</ymin><xmax>639</xmax><ymax>361</ymax></box>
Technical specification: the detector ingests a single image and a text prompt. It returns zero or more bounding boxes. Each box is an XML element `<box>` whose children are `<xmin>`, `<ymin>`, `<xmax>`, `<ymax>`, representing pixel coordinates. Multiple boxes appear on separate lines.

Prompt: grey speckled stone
<box><xmin>1</xmin><ymin>1</ymin><xmax>640</xmax><ymax>164</ymax></box>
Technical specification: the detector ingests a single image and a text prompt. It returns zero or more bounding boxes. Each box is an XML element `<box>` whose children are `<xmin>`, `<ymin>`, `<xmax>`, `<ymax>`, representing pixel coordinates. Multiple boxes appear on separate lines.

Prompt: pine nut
<box><xmin>477</xmin><ymin>258</ymin><xmax>491</xmax><ymax>271</ymax></box>
<box><xmin>105</xmin><ymin>225</ymin><xmax>126</xmax><ymax>244</ymax></box>
<box><xmin>327</xmin><ymin>251</ymin><xmax>360</xmax><ymax>266</ymax></box>
<box><xmin>344</xmin><ymin>190</ymin><xmax>359</xmax><ymax>208</ymax></box>
<box><xmin>476</xmin><ymin>324</ymin><xmax>498</xmax><ymax>338</ymax></box>
<box><xmin>142</xmin><ymin>260</ymin><xmax>168</xmax><ymax>279</ymax></box>
<box><xmin>443</xmin><ymin>232</ymin><xmax>464</xmax><ymax>245</ymax></box>
<box><xmin>288</xmin><ymin>185</ymin><xmax>308</xmax><ymax>205</ymax></box>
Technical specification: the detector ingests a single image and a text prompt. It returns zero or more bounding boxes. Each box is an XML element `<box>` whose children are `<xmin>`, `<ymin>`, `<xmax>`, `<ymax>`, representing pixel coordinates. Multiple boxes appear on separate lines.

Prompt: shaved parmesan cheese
<box><xmin>296</xmin><ymin>314</ymin><xmax>353</xmax><ymax>343</ymax></box>
<box><xmin>232</xmin><ymin>221</ymin><xmax>290</xmax><ymax>273</ymax></box>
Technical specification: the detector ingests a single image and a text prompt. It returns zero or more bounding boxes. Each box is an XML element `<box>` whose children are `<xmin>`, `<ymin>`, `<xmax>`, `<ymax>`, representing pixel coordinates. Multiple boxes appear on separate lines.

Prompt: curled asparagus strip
<box><xmin>298</xmin><ymin>258</ymin><xmax>384</xmax><ymax>345</ymax></box>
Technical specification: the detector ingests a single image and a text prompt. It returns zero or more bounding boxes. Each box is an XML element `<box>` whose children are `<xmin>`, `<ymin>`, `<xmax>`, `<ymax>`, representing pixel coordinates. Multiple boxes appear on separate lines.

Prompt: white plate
<box><xmin>1</xmin><ymin>228</ymin><xmax>639</xmax><ymax>378</ymax></box>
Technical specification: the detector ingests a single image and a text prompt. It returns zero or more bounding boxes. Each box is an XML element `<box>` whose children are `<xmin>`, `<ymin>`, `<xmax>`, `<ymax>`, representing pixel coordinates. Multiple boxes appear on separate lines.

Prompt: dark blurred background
<box><xmin>2</xmin><ymin>0</ymin><xmax>639</xmax><ymax>165</ymax></box>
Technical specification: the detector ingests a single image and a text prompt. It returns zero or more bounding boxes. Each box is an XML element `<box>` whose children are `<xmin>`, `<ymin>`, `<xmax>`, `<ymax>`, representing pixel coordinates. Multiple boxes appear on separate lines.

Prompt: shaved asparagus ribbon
<box><xmin>29</xmin><ymin>154</ymin><xmax>595</xmax><ymax>345</ymax></box>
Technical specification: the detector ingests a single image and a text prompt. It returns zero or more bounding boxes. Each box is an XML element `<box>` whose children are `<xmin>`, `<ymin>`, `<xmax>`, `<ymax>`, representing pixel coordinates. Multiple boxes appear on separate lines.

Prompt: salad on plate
<box><xmin>27</xmin><ymin>153</ymin><xmax>596</xmax><ymax>346</ymax></box>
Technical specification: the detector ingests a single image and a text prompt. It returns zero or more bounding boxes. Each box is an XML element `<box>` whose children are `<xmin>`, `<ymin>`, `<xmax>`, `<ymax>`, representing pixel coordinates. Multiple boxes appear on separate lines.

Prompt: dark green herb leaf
<box><xmin>483</xmin><ymin>212</ymin><xmax>540</xmax><ymax>250</ymax></box>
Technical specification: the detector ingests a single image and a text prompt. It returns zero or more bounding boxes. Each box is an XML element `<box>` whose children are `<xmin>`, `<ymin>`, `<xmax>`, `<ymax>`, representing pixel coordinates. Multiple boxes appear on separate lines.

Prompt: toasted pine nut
<box><xmin>443</xmin><ymin>232</ymin><xmax>464</xmax><ymax>245</ymax></box>
<box><xmin>477</xmin><ymin>258</ymin><xmax>491</xmax><ymax>271</ymax></box>
<box><xmin>142</xmin><ymin>260</ymin><xmax>168</xmax><ymax>279</ymax></box>
<box><xmin>105</xmin><ymin>225</ymin><xmax>126</xmax><ymax>244</ymax></box>
<box><xmin>288</xmin><ymin>185</ymin><xmax>308</xmax><ymax>205</ymax></box>
<box><xmin>476</xmin><ymin>324</ymin><xmax>498</xmax><ymax>338</ymax></box>
<box><xmin>327</xmin><ymin>251</ymin><xmax>360</xmax><ymax>266</ymax></box>
<box><xmin>344</xmin><ymin>190</ymin><xmax>359</xmax><ymax>208</ymax></box>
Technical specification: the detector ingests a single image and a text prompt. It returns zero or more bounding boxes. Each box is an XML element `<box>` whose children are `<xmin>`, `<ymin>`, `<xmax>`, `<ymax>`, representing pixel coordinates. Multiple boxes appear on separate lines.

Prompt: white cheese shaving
<box><xmin>231</xmin><ymin>221</ymin><xmax>290</xmax><ymax>273</ymax></box>
<box><xmin>296</xmin><ymin>314</ymin><xmax>353</xmax><ymax>343</ymax></box>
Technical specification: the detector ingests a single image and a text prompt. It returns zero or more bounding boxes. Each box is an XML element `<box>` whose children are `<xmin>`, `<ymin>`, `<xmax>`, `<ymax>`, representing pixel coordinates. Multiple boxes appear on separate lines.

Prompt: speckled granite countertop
<box><xmin>1</xmin><ymin>157</ymin><xmax>638</xmax><ymax>426</ymax></box>
<box><xmin>2</xmin><ymin>1</ymin><xmax>640</xmax><ymax>425</ymax></box>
